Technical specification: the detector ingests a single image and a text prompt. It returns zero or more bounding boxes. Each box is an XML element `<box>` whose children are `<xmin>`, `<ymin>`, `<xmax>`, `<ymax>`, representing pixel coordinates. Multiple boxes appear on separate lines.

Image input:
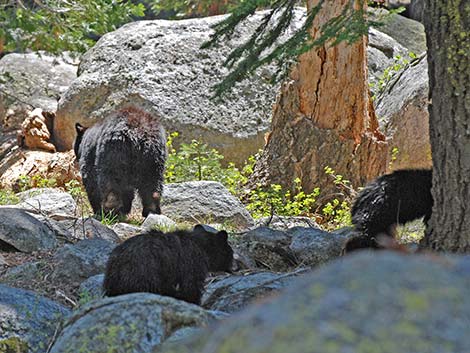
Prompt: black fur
<box><xmin>103</xmin><ymin>225</ymin><xmax>234</xmax><ymax>305</ymax></box>
<box><xmin>74</xmin><ymin>106</ymin><xmax>166</xmax><ymax>217</ymax></box>
<box><xmin>341</xmin><ymin>235</ymin><xmax>381</xmax><ymax>255</ymax></box>
<box><xmin>351</xmin><ymin>169</ymin><xmax>433</xmax><ymax>239</ymax></box>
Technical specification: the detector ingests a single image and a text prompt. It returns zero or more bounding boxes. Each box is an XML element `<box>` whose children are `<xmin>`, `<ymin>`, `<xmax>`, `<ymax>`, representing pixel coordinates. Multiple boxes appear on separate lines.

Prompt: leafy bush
<box><xmin>165</xmin><ymin>132</ymin><xmax>250</xmax><ymax>195</ymax></box>
<box><xmin>0</xmin><ymin>0</ymin><xmax>145</xmax><ymax>55</ymax></box>
<box><xmin>150</xmin><ymin>0</ymin><xmax>243</xmax><ymax>18</ymax></box>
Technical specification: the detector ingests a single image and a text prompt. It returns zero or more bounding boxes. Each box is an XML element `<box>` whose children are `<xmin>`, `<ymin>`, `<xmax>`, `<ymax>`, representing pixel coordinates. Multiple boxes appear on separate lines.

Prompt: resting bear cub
<box><xmin>103</xmin><ymin>225</ymin><xmax>234</xmax><ymax>305</ymax></box>
<box><xmin>344</xmin><ymin>169</ymin><xmax>433</xmax><ymax>253</ymax></box>
<box><xmin>74</xmin><ymin>106</ymin><xmax>167</xmax><ymax>217</ymax></box>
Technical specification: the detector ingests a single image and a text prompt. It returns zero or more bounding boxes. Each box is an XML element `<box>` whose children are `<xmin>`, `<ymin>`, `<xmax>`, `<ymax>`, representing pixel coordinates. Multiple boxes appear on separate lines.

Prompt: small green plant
<box><xmin>371</xmin><ymin>52</ymin><xmax>417</xmax><ymax>100</ymax></box>
<box><xmin>321</xmin><ymin>167</ymin><xmax>355</xmax><ymax>229</ymax></box>
<box><xmin>0</xmin><ymin>189</ymin><xmax>19</xmax><ymax>205</ymax></box>
<box><xmin>389</xmin><ymin>147</ymin><xmax>400</xmax><ymax>169</ymax></box>
<box><xmin>98</xmin><ymin>209</ymin><xmax>120</xmax><ymax>226</ymax></box>
<box><xmin>246</xmin><ymin>178</ymin><xmax>320</xmax><ymax>219</ymax></box>
<box><xmin>16</xmin><ymin>174</ymin><xmax>57</xmax><ymax>192</ymax></box>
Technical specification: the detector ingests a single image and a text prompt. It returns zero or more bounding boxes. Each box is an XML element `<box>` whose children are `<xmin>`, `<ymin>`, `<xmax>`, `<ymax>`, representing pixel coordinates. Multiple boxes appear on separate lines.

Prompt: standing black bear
<box><xmin>74</xmin><ymin>106</ymin><xmax>166</xmax><ymax>217</ymax></box>
<box><xmin>103</xmin><ymin>225</ymin><xmax>234</xmax><ymax>305</ymax></box>
<box><xmin>344</xmin><ymin>169</ymin><xmax>433</xmax><ymax>252</ymax></box>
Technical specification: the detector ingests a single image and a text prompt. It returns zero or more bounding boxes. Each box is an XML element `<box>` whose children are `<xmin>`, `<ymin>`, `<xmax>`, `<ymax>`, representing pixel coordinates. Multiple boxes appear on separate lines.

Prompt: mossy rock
<box><xmin>158</xmin><ymin>252</ymin><xmax>470</xmax><ymax>353</ymax></box>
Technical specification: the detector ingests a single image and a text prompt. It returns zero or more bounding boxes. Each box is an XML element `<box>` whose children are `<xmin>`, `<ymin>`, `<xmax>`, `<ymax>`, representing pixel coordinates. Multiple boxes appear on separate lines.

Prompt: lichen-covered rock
<box><xmin>162</xmin><ymin>181</ymin><xmax>254</xmax><ymax>230</ymax></box>
<box><xmin>51</xmin><ymin>238</ymin><xmax>115</xmax><ymax>286</ymax></box>
<box><xmin>0</xmin><ymin>208</ymin><xmax>57</xmax><ymax>252</ymax></box>
<box><xmin>202</xmin><ymin>270</ymin><xmax>305</xmax><ymax>314</ymax></box>
<box><xmin>0</xmin><ymin>284</ymin><xmax>70</xmax><ymax>353</ymax></box>
<box><xmin>49</xmin><ymin>293</ymin><xmax>214</xmax><ymax>353</ymax></box>
<box><xmin>159</xmin><ymin>252</ymin><xmax>470</xmax><ymax>353</ymax></box>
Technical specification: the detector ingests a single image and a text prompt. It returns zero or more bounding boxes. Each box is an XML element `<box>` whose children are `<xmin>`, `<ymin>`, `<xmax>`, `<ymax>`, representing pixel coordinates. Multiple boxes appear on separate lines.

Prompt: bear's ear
<box><xmin>193</xmin><ymin>224</ymin><xmax>205</xmax><ymax>233</ymax></box>
<box><xmin>216</xmin><ymin>230</ymin><xmax>228</xmax><ymax>241</ymax></box>
<box><xmin>75</xmin><ymin>122</ymin><xmax>88</xmax><ymax>135</ymax></box>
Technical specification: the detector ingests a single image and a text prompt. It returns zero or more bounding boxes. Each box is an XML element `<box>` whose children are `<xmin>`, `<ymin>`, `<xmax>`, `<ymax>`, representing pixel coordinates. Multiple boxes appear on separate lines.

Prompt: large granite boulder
<box><xmin>158</xmin><ymin>252</ymin><xmax>470</xmax><ymax>353</ymax></box>
<box><xmin>54</xmin><ymin>10</ymin><xmax>306</xmax><ymax>163</ymax></box>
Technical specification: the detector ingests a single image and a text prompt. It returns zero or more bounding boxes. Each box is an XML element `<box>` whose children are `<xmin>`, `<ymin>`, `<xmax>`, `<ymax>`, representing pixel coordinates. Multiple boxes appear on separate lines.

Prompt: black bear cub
<box><xmin>344</xmin><ymin>169</ymin><xmax>433</xmax><ymax>253</ymax></box>
<box><xmin>74</xmin><ymin>106</ymin><xmax>167</xmax><ymax>218</ymax></box>
<box><xmin>103</xmin><ymin>225</ymin><xmax>233</xmax><ymax>305</ymax></box>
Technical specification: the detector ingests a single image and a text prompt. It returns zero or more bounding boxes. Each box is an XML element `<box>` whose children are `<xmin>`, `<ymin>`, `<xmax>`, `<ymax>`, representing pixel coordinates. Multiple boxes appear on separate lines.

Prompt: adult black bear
<box><xmin>103</xmin><ymin>225</ymin><xmax>234</xmax><ymax>305</ymax></box>
<box><xmin>74</xmin><ymin>106</ymin><xmax>166</xmax><ymax>217</ymax></box>
<box><xmin>344</xmin><ymin>169</ymin><xmax>433</xmax><ymax>253</ymax></box>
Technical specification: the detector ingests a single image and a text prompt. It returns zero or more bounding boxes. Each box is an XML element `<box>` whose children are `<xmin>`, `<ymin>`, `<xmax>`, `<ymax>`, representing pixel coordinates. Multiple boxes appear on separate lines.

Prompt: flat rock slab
<box><xmin>0</xmin><ymin>284</ymin><xmax>70</xmax><ymax>353</ymax></box>
<box><xmin>0</xmin><ymin>208</ymin><xmax>57</xmax><ymax>252</ymax></box>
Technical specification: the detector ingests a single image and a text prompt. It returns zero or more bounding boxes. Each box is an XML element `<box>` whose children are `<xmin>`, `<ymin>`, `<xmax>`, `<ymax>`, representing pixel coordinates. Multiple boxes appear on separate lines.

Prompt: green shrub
<box><xmin>0</xmin><ymin>0</ymin><xmax>145</xmax><ymax>55</ymax></box>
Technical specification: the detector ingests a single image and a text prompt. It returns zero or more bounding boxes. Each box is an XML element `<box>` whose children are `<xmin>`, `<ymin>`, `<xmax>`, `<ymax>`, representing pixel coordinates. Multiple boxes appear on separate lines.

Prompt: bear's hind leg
<box><xmin>138</xmin><ymin>185</ymin><xmax>161</xmax><ymax>217</ymax></box>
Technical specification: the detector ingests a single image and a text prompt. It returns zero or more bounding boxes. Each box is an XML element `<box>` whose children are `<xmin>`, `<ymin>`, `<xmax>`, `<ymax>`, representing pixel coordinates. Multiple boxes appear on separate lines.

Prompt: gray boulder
<box><xmin>49</xmin><ymin>293</ymin><xmax>214</xmax><ymax>353</ymax></box>
<box><xmin>0</xmin><ymin>284</ymin><xmax>70</xmax><ymax>353</ymax></box>
<box><xmin>56</xmin><ymin>217</ymin><xmax>121</xmax><ymax>243</ymax></box>
<box><xmin>159</xmin><ymin>252</ymin><xmax>470</xmax><ymax>353</ymax></box>
<box><xmin>369</xmin><ymin>9</ymin><xmax>427</xmax><ymax>55</ymax></box>
<box><xmin>376</xmin><ymin>55</ymin><xmax>431</xmax><ymax>170</ymax></box>
<box><xmin>51</xmin><ymin>238</ymin><xmax>115</xmax><ymax>286</ymax></box>
<box><xmin>288</xmin><ymin>226</ymin><xmax>349</xmax><ymax>267</ymax></box>
<box><xmin>233</xmin><ymin>226</ymin><xmax>297</xmax><ymax>271</ymax></box>
<box><xmin>162</xmin><ymin>181</ymin><xmax>254</xmax><ymax>230</ymax></box>
<box><xmin>16</xmin><ymin>188</ymin><xmax>77</xmax><ymax>216</ymax></box>
<box><xmin>202</xmin><ymin>270</ymin><xmax>305</xmax><ymax>314</ymax></box>
<box><xmin>0</xmin><ymin>208</ymin><xmax>57</xmax><ymax>252</ymax></box>
<box><xmin>0</xmin><ymin>52</ymin><xmax>77</xmax><ymax>131</ymax></box>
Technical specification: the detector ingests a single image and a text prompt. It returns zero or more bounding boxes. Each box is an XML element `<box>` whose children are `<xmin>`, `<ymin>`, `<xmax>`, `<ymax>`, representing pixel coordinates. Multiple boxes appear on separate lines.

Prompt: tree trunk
<box><xmin>250</xmin><ymin>0</ymin><xmax>387</xmax><ymax>197</ymax></box>
<box><xmin>419</xmin><ymin>1</ymin><xmax>470</xmax><ymax>251</ymax></box>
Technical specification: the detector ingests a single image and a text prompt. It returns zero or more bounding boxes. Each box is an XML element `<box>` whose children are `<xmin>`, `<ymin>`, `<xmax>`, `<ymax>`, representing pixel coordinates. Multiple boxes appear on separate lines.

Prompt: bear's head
<box><xmin>192</xmin><ymin>224</ymin><xmax>233</xmax><ymax>273</ymax></box>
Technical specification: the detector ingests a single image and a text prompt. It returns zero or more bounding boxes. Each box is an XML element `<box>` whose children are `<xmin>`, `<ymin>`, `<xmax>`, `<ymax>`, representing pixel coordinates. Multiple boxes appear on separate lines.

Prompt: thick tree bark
<box><xmin>420</xmin><ymin>1</ymin><xmax>470</xmax><ymax>251</ymax></box>
<box><xmin>250</xmin><ymin>0</ymin><xmax>387</xmax><ymax>197</ymax></box>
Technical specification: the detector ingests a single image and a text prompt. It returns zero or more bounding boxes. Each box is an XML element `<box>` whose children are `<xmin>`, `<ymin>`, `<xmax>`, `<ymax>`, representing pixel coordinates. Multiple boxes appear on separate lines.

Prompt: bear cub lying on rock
<box><xmin>343</xmin><ymin>169</ymin><xmax>433</xmax><ymax>253</ymax></box>
<box><xmin>103</xmin><ymin>225</ymin><xmax>234</xmax><ymax>305</ymax></box>
<box><xmin>74</xmin><ymin>106</ymin><xmax>167</xmax><ymax>218</ymax></box>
